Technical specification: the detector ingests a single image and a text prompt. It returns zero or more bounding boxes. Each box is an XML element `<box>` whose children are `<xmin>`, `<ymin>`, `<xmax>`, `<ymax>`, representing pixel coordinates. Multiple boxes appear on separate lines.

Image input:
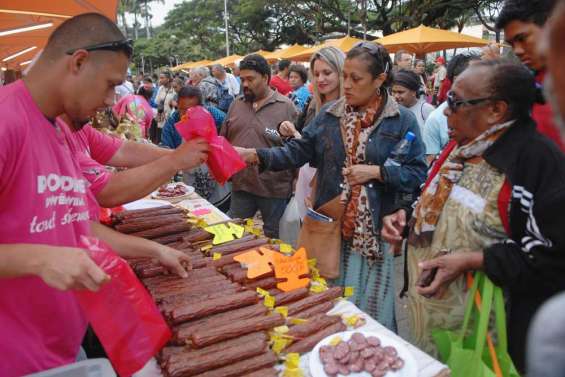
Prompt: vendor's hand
<box><xmin>235</xmin><ymin>147</ymin><xmax>259</xmax><ymax>166</ymax></box>
<box><xmin>416</xmin><ymin>251</ymin><xmax>483</xmax><ymax>298</ymax></box>
<box><xmin>155</xmin><ymin>246</ymin><xmax>192</xmax><ymax>278</ymax></box>
<box><xmin>342</xmin><ymin>165</ymin><xmax>380</xmax><ymax>186</ymax></box>
<box><xmin>381</xmin><ymin>209</ymin><xmax>407</xmax><ymax>246</ymax></box>
<box><xmin>36</xmin><ymin>246</ymin><xmax>110</xmax><ymax>292</ymax></box>
<box><xmin>279</xmin><ymin>121</ymin><xmax>300</xmax><ymax>139</ymax></box>
<box><xmin>170</xmin><ymin>138</ymin><xmax>209</xmax><ymax>170</ymax></box>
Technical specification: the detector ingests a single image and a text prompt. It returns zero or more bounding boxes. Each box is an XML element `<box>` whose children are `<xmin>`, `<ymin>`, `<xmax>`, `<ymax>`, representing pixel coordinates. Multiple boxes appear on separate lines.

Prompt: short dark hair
<box><xmin>447</xmin><ymin>53</ymin><xmax>481</xmax><ymax>82</ymax></box>
<box><xmin>138</xmin><ymin>86</ymin><xmax>154</xmax><ymax>102</ymax></box>
<box><xmin>160</xmin><ymin>70</ymin><xmax>172</xmax><ymax>79</ymax></box>
<box><xmin>142</xmin><ymin>77</ymin><xmax>153</xmax><ymax>84</ymax></box>
<box><xmin>289</xmin><ymin>64</ymin><xmax>308</xmax><ymax>84</ymax></box>
<box><xmin>178</xmin><ymin>85</ymin><xmax>202</xmax><ymax>104</ymax></box>
<box><xmin>471</xmin><ymin>60</ymin><xmax>536</xmax><ymax>121</ymax></box>
<box><xmin>347</xmin><ymin>43</ymin><xmax>394</xmax><ymax>87</ymax></box>
<box><xmin>43</xmin><ymin>13</ymin><xmax>126</xmax><ymax>60</ymax></box>
<box><xmin>496</xmin><ymin>0</ymin><xmax>557</xmax><ymax>29</ymax></box>
<box><xmin>394</xmin><ymin>49</ymin><xmax>410</xmax><ymax>64</ymax></box>
<box><xmin>393</xmin><ymin>69</ymin><xmax>421</xmax><ymax>92</ymax></box>
<box><xmin>240</xmin><ymin>54</ymin><xmax>271</xmax><ymax>80</ymax></box>
<box><xmin>278</xmin><ymin>59</ymin><xmax>291</xmax><ymax>71</ymax></box>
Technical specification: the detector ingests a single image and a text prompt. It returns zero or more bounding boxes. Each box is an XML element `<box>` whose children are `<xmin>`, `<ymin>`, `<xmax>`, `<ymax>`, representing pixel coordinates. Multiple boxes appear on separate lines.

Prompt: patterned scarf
<box><xmin>340</xmin><ymin>95</ymin><xmax>384</xmax><ymax>264</ymax></box>
<box><xmin>409</xmin><ymin>121</ymin><xmax>514</xmax><ymax>247</ymax></box>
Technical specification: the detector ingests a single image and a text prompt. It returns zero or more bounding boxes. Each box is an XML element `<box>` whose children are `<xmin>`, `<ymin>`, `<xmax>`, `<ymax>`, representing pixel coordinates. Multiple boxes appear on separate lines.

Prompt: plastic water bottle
<box><xmin>384</xmin><ymin>131</ymin><xmax>416</xmax><ymax>167</ymax></box>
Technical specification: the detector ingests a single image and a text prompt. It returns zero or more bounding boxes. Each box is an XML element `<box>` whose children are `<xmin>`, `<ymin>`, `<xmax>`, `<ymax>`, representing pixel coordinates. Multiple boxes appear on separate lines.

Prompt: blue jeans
<box><xmin>229</xmin><ymin>191</ymin><xmax>288</xmax><ymax>238</ymax></box>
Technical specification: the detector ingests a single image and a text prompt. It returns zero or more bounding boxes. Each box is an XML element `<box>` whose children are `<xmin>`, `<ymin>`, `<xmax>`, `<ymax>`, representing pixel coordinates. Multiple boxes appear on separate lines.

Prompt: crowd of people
<box><xmin>3</xmin><ymin>0</ymin><xmax>565</xmax><ymax>375</ymax></box>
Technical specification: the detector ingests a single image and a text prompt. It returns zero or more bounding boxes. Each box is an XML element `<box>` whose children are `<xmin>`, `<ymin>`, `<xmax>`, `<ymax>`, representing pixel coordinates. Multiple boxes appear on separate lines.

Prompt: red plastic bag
<box><xmin>74</xmin><ymin>236</ymin><xmax>171</xmax><ymax>376</ymax></box>
<box><xmin>175</xmin><ymin>106</ymin><xmax>245</xmax><ymax>184</ymax></box>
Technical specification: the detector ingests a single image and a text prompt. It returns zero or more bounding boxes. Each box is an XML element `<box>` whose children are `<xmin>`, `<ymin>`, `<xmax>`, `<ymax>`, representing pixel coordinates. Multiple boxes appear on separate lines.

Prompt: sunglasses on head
<box><xmin>446</xmin><ymin>90</ymin><xmax>498</xmax><ymax>112</ymax></box>
<box><xmin>66</xmin><ymin>39</ymin><xmax>133</xmax><ymax>58</ymax></box>
<box><xmin>352</xmin><ymin>41</ymin><xmax>389</xmax><ymax>72</ymax></box>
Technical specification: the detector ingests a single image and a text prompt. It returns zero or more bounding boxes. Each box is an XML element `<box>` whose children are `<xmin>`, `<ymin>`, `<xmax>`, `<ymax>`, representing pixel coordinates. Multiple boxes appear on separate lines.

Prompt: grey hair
<box><xmin>309</xmin><ymin>46</ymin><xmax>345</xmax><ymax>114</ymax></box>
<box><xmin>193</xmin><ymin>66</ymin><xmax>210</xmax><ymax>77</ymax></box>
<box><xmin>211</xmin><ymin>64</ymin><xmax>226</xmax><ymax>73</ymax></box>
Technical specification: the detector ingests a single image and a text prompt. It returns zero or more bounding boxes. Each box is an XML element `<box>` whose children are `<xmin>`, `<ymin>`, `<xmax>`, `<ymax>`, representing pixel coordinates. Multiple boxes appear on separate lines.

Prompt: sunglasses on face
<box><xmin>66</xmin><ymin>39</ymin><xmax>133</xmax><ymax>58</ymax></box>
<box><xmin>446</xmin><ymin>90</ymin><xmax>497</xmax><ymax>112</ymax></box>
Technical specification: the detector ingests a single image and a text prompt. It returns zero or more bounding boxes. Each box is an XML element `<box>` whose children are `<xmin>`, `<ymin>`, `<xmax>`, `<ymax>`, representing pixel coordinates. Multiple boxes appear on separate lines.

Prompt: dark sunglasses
<box><xmin>352</xmin><ymin>41</ymin><xmax>390</xmax><ymax>72</ymax></box>
<box><xmin>66</xmin><ymin>39</ymin><xmax>133</xmax><ymax>58</ymax></box>
<box><xmin>446</xmin><ymin>91</ymin><xmax>497</xmax><ymax>112</ymax></box>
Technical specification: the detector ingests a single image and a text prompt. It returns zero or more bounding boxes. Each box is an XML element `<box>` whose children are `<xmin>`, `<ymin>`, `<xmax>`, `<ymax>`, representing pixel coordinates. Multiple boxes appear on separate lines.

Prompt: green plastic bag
<box><xmin>432</xmin><ymin>272</ymin><xmax>520</xmax><ymax>377</ymax></box>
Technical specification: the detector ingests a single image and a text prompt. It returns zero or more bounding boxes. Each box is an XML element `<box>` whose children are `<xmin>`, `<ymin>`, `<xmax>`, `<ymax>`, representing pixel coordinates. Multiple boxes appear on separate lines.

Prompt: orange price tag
<box><xmin>273</xmin><ymin>248</ymin><xmax>310</xmax><ymax>292</ymax></box>
<box><xmin>233</xmin><ymin>247</ymin><xmax>274</xmax><ymax>279</ymax></box>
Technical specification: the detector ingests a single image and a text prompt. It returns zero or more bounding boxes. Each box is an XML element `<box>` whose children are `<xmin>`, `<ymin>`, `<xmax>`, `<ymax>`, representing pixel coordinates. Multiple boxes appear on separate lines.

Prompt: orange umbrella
<box><xmin>286</xmin><ymin>36</ymin><xmax>363</xmax><ymax>61</ymax></box>
<box><xmin>250</xmin><ymin>49</ymin><xmax>277</xmax><ymax>63</ymax></box>
<box><xmin>209</xmin><ymin>54</ymin><xmax>243</xmax><ymax>68</ymax></box>
<box><xmin>0</xmin><ymin>1</ymin><xmax>119</xmax><ymax>68</ymax></box>
<box><xmin>265</xmin><ymin>44</ymin><xmax>308</xmax><ymax>60</ymax></box>
<box><xmin>376</xmin><ymin>24</ymin><xmax>491</xmax><ymax>55</ymax></box>
<box><xmin>171</xmin><ymin>59</ymin><xmax>213</xmax><ymax>71</ymax></box>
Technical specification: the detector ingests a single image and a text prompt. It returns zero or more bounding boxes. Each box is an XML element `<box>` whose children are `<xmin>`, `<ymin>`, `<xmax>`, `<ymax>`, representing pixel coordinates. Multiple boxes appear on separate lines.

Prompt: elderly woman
<box><xmin>278</xmin><ymin>47</ymin><xmax>345</xmax><ymax>220</ymax></box>
<box><xmin>237</xmin><ymin>43</ymin><xmax>427</xmax><ymax>329</ymax></box>
<box><xmin>382</xmin><ymin>60</ymin><xmax>565</xmax><ymax>370</ymax></box>
<box><xmin>288</xmin><ymin>64</ymin><xmax>312</xmax><ymax>112</ymax></box>
<box><xmin>392</xmin><ymin>69</ymin><xmax>435</xmax><ymax>132</ymax></box>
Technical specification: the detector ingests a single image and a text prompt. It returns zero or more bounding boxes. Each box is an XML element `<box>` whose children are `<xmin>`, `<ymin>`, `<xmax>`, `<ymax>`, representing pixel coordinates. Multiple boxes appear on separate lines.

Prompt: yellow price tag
<box><xmin>309</xmin><ymin>284</ymin><xmax>326</xmax><ymax>294</ymax></box>
<box><xmin>280</xmin><ymin>243</ymin><xmax>293</xmax><ymax>254</ymax></box>
<box><xmin>344</xmin><ymin>286</ymin><xmax>355</xmax><ymax>298</ymax></box>
<box><xmin>289</xmin><ymin>317</ymin><xmax>308</xmax><ymax>325</ymax></box>
<box><xmin>264</xmin><ymin>294</ymin><xmax>275</xmax><ymax>309</ymax></box>
<box><xmin>314</xmin><ymin>277</ymin><xmax>327</xmax><ymax>286</ymax></box>
<box><xmin>343</xmin><ymin>315</ymin><xmax>359</xmax><ymax>327</ymax></box>
<box><xmin>250</xmin><ymin>227</ymin><xmax>262</xmax><ymax>236</ymax></box>
<box><xmin>212</xmin><ymin>252</ymin><xmax>221</xmax><ymax>260</ymax></box>
<box><xmin>201</xmin><ymin>244</ymin><xmax>213</xmax><ymax>252</ymax></box>
<box><xmin>187</xmin><ymin>218</ymin><xmax>199</xmax><ymax>224</ymax></box>
<box><xmin>246</xmin><ymin>219</ymin><xmax>254</xmax><ymax>227</ymax></box>
<box><xmin>308</xmin><ymin>258</ymin><xmax>318</xmax><ymax>268</ymax></box>
<box><xmin>285</xmin><ymin>353</ymin><xmax>301</xmax><ymax>369</ymax></box>
<box><xmin>205</xmin><ymin>224</ymin><xmax>235</xmax><ymax>245</ymax></box>
<box><xmin>274</xmin><ymin>325</ymin><xmax>289</xmax><ymax>334</ymax></box>
<box><xmin>256</xmin><ymin>287</ymin><xmax>269</xmax><ymax>297</ymax></box>
<box><xmin>275</xmin><ymin>306</ymin><xmax>288</xmax><ymax>318</ymax></box>
<box><xmin>272</xmin><ymin>336</ymin><xmax>290</xmax><ymax>354</ymax></box>
<box><xmin>228</xmin><ymin>222</ymin><xmax>245</xmax><ymax>238</ymax></box>
<box><xmin>329</xmin><ymin>336</ymin><xmax>342</xmax><ymax>346</ymax></box>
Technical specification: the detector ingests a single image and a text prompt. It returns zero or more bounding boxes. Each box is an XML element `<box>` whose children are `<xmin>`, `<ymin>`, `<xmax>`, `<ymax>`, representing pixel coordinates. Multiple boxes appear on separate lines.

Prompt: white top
<box><xmin>224</xmin><ymin>73</ymin><xmax>240</xmax><ymax>97</ymax></box>
<box><xmin>408</xmin><ymin>97</ymin><xmax>435</xmax><ymax>133</ymax></box>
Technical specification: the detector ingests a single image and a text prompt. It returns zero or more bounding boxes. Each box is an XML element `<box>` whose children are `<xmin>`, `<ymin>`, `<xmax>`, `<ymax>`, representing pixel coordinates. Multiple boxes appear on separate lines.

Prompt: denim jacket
<box><xmin>257</xmin><ymin>95</ymin><xmax>428</xmax><ymax>233</ymax></box>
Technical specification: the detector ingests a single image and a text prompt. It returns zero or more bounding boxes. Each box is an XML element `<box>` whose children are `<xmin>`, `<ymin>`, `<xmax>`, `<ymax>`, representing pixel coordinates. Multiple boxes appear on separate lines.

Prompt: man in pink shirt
<box><xmin>0</xmin><ymin>13</ymin><xmax>208</xmax><ymax>376</ymax></box>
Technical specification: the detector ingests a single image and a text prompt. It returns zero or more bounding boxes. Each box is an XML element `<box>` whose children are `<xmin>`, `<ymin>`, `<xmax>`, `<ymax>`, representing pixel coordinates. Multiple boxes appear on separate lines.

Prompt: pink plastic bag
<box><xmin>75</xmin><ymin>236</ymin><xmax>171</xmax><ymax>376</ymax></box>
<box><xmin>175</xmin><ymin>106</ymin><xmax>246</xmax><ymax>184</ymax></box>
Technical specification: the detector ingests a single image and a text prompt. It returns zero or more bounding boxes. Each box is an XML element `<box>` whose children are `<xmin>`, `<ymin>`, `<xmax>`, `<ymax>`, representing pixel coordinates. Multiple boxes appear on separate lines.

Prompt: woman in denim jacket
<box><xmin>237</xmin><ymin>43</ymin><xmax>427</xmax><ymax>330</ymax></box>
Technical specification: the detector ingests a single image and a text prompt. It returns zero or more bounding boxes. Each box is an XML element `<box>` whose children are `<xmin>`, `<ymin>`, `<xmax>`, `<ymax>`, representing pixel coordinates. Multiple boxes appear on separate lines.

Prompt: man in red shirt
<box><xmin>496</xmin><ymin>0</ymin><xmax>564</xmax><ymax>150</ymax></box>
<box><xmin>270</xmin><ymin>59</ymin><xmax>292</xmax><ymax>96</ymax></box>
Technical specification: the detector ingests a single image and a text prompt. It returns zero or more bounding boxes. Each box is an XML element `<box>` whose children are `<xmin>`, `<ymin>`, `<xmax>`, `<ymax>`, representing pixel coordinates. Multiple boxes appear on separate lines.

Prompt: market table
<box><xmin>126</xmin><ymin>193</ymin><xmax>449</xmax><ymax>377</ymax></box>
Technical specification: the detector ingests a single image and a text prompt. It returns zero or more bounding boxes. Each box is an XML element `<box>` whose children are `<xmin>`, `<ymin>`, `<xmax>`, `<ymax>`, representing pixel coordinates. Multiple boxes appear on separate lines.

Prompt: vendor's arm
<box><xmin>90</xmin><ymin>222</ymin><xmax>191</xmax><ymax>278</ymax></box>
<box><xmin>95</xmin><ymin>138</ymin><xmax>209</xmax><ymax>207</ymax></box>
<box><xmin>380</xmin><ymin>115</ymin><xmax>428</xmax><ymax>193</ymax></box>
<box><xmin>108</xmin><ymin>140</ymin><xmax>172</xmax><ymax>168</ymax></box>
<box><xmin>0</xmin><ymin>244</ymin><xmax>109</xmax><ymax>291</ymax></box>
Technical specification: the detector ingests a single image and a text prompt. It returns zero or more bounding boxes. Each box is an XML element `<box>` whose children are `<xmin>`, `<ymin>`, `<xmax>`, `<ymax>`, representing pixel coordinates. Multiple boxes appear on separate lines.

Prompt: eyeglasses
<box><xmin>66</xmin><ymin>39</ymin><xmax>133</xmax><ymax>58</ymax></box>
<box><xmin>352</xmin><ymin>41</ymin><xmax>390</xmax><ymax>72</ymax></box>
<box><xmin>446</xmin><ymin>91</ymin><xmax>497</xmax><ymax>112</ymax></box>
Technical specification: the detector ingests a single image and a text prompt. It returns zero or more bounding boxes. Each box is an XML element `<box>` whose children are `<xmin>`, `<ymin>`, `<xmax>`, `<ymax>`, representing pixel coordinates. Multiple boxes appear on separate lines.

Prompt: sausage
<box><xmin>291</xmin><ymin>300</ymin><xmax>335</xmax><ymax>319</ymax></box>
<box><xmin>287</xmin><ymin>287</ymin><xmax>344</xmax><ymax>316</ymax></box>
<box><xmin>154</xmin><ymin>280</ymin><xmax>236</xmax><ymax>302</ymax></box>
<box><xmin>169</xmin><ymin>290</ymin><xmax>259</xmax><ymax>324</ymax></box>
<box><xmin>183</xmin><ymin>228</ymin><xmax>214</xmax><ymax>243</ymax></box>
<box><xmin>160</xmin><ymin>287</ymin><xmax>241</xmax><ymax>313</ymax></box>
<box><xmin>113</xmin><ymin>205</ymin><xmax>173</xmax><ymax>220</ymax></box>
<box><xmin>114</xmin><ymin>207</ymin><xmax>185</xmax><ymax>222</ymax></box>
<box><xmin>143</xmin><ymin>268</ymin><xmax>220</xmax><ymax>287</ymax></box>
<box><xmin>114</xmin><ymin>214</ymin><xmax>186</xmax><ymax>233</ymax></box>
<box><xmin>211</xmin><ymin>237</ymin><xmax>271</xmax><ymax>256</ymax></box>
<box><xmin>149</xmin><ymin>275</ymin><xmax>228</xmax><ymax>295</ymax></box>
<box><xmin>164</xmin><ymin>335</ymin><xmax>268</xmax><ymax>377</ymax></box>
<box><xmin>128</xmin><ymin>222</ymin><xmax>192</xmax><ymax>240</ymax></box>
<box><xmin>243</xmin><ymin>368</ymin><xmax>279</xmax><ymax>377</ymax></box>
<box><xmin>206</xmin><ymin>234</ymin><xmax>256</xmax><ymax>254</ymax></box>
<box><xmin>188</xmin><ymin>351</ymin><xmax>278</xmax><ymax>377</ymax></box>
<box><xmin>284</xmin><ymin>321</ymin><xmax>346</xmax><ymax>354</ymax></box>
<box><xmin>273</xmin><ymin>287</ymin><xmax>309</xmax><ymax>306</ymax></box>
<box><xmin>171</xmin><ymin>304</ymin><xmax>268</xmax><ymax>345</ymax></box>
<box><xmin>287</xmin><ymin>314</ymin><xmax>342</xmax><ymax>340</ymax></box>
<box><xmin>244</xmin><ymin>276</ymin><xmax>278</xmax><ymax>290</ymax></box>
<box><xmin>191</xmin><ymin>313</ymin><xmax>285</xmax><ymax>348</ymax></box>
<box><xmin>152</xmin><ymin>231</ymin><xmax>195</xmax><ymax>245</ymax></box>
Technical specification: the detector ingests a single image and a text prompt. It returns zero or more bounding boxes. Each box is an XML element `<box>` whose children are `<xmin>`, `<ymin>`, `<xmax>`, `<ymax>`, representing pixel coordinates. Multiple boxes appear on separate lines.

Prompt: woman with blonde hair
<box><xmin>279</xmin><ymin>46</ymin><xmax>346</xmax><ymax>220</ymax></box>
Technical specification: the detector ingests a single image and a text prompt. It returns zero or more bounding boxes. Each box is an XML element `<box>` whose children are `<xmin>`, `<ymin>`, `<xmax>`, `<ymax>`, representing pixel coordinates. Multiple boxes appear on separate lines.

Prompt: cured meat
<box><xmin>291</xmin><ymin>300</ymin><xmax>335</xmax><ymax>319</ymax></box>
<box><xmin>285</xmin><ymin>321</ymin><xmax>346</xmax><ymax>354</ymax></box>
<box><xmin>183</xmin><ymin>228</ymin><xmax>214</xmax><ymax>243</ymax></box>
<box><xmin>287</xmin><ymin>314</ymin><xmax>342</xmax><ymax>340</ymax></box>
<box><xmin>152</xmin><ymin>231</ymin><xmax>194</xmax><ymax>245</ymax></box>
<box><xmin>114</xmin><ymin>214</ymin><xmax>186</xmax><ymax>233</ymax></box>
<box><xmin>244</xmin><ymin>276</ymin><xmax>278</xmax><ymax>290</ymax></box>
<box><xmin>273</xmin><ymin>287</ymin><xmax>309</xmax><ymax>306</ymax></box>
<box><xmin>287</xmin><ymin>287</ymin><xmax>344</xmax><ymax>316</ymax></box>
<box><xmin>191</xmin><ymin>313</ymin><xmax>285</xmax><ymax>348</ymax></box>
<box><xmin>171</xmin><ymin>304</ymin><xmax>268</xmax><ymax>345</ymax></box>
<box><xmin>114</xmin><ymin>207</ymin><xmax>184</xmax><ymax>222</ymax></box>
<box><xmin>128</xmin><ymin>222</ymin><xmax>192</xmax><ymax>240</ymax></box>
<box><xmin>209</xmin><ymin>237</ymin><xmax>270</xmax><ymax>256</ymax></box>
<box><xmin>244</xmin><ymin>368</ymin><xmax>279</xmax><ymax>377</ymax></box>
<box><xmin>169</xmin><ymin>290</ymin><xmax>259</xmax><ymax>324</ymax></box>
<box><xmin>159</xmin><ymin>287</ymin><xmax>240</xmax><ymax>313</ymax></box>
<box><xmin>188</xmin><ymin>351</ymin><xmax>278</xmax><ymax>377</ymax></box>
<box><xmin>153</xmin><ymin>280</ymin><xmax>235</xmax><ymax>301</ymax></box>
<box><xmin>164</xmin><ymin>335</ymin><xmax>268</xmax><ymax>377</ymax></box>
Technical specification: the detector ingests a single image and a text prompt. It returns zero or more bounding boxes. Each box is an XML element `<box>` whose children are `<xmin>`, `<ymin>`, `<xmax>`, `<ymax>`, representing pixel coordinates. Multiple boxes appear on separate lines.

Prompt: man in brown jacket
<box><xmin>220</xmin><ymin>54</ymin><xmax>298</xmax><ymax>237</ymax></box>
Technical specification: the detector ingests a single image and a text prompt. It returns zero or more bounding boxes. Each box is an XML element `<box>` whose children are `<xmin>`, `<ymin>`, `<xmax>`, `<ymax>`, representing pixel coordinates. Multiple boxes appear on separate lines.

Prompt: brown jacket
<box><xmin>220</xmin><ymin>90</ymin><xmax>298</xmax><ymax>198</ymax></box>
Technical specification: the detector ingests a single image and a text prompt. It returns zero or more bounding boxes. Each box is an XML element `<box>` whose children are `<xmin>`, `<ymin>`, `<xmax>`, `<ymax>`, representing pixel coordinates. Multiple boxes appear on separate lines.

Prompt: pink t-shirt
<box><xmin>113</xmin><ymin>94</ymin><xmax>154</xmax><ymax>137</ymax></box>
<box><xmin>71</xmin><ymin>123</ymin><xmax>123</xmax><ymax>165</ymax></box>
<box><xmin>0</xmin><ymin>80</ymin><xmax>93</xmax><ymax>376</ymax></box>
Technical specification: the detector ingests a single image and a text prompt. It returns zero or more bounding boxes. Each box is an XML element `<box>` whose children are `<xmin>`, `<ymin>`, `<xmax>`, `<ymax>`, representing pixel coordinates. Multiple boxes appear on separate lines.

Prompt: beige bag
<box><xmin>297</xmin><ymin>194</ymin><xmax>345</xmax><ymax>279</ymax></box>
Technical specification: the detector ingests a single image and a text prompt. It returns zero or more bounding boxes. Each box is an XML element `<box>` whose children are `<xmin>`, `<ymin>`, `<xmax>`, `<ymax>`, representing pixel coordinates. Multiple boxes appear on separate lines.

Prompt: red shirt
<box><xmin>270</xmin><ymin>75</ymin><xmax>292</xmax><ymax>96</ymax></box>
<box><xmin>532</xmin><ymin>71</ymin><xmax>565</xmax><ymax>151</ymax></box>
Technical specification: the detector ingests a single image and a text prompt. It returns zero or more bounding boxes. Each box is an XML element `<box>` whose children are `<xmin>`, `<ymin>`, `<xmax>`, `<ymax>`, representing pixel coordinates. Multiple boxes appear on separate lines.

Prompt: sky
<box><xmin>149</xmin><ymin>0</ymin><xmax>185</xmax><ymax>26</ymax></box>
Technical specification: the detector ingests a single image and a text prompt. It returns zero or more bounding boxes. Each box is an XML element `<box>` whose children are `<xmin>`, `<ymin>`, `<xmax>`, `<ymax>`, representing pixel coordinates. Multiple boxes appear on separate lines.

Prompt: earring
<box><xmin>376</xmin><ymin>87</ymin><xmax>381</xmax><ymax>96</ymax></box>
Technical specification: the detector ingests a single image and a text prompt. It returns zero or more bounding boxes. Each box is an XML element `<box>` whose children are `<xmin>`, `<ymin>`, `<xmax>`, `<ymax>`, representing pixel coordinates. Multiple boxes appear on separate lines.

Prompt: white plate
<box><xmin>151</xmin><ymin>183</ymin><xmax>195</xmax><ymax>202</ymax></box>
<box><xmin>309</xmin><ymin>331</ymin><xmax>418</xmax><ymax>377</ymax></box>
<box><xmin>123</xmin><ymin>198</ymin><xmax>171</xmax><ymax>210</ymax></box>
